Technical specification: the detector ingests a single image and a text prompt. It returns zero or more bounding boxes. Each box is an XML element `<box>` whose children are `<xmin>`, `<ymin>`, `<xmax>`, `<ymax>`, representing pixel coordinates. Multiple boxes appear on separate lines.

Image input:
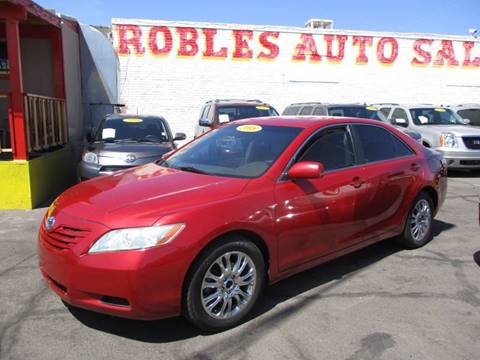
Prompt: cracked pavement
<box><xmin>0</xmin><ymin>172</ymin><xmax>479</xmax><ymax>360</ymax></box>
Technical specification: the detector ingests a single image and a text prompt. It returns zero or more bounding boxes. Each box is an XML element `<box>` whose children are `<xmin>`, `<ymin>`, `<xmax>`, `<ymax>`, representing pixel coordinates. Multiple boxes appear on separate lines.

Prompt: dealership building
<box><xmin>112</xmin><ymin>18</ymin><xmax>480</xmax><ymax>140</ymax></box>
<box><xmin>1</xmin><ymin>1</ymin><xmax>479</xmax><ymax>209</ymax></box>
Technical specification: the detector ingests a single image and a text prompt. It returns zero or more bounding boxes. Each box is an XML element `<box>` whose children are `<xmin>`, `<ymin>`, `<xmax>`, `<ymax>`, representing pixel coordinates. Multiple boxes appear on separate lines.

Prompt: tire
<box><xmin>398</xmin><ymin>192</ymin><xmax>434</xmax><ymax>249</ymax></box>
<box><xmin>184</xmin><ymin>235</ymin><xmax>265</xmax><ymax>331</ymax></box>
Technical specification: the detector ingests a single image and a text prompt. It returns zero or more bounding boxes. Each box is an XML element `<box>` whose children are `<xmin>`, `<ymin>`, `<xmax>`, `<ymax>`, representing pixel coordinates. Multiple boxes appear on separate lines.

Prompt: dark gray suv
<box><xmin>79</xmin><ymin>114</ymin><xmax>186</xmax><ymax>180</ymax></box>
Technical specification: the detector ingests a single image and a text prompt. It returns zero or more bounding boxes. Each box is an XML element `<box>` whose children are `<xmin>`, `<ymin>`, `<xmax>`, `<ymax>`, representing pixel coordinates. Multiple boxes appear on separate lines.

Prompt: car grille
<box><xmin>99</xmin><ymin>165</ymin><xmax>131</xmax><ymax>173</ymax></box>
<box><xmin>41</xmin><ymin>225</ymin><xmax>91</xmax><ymax>251</ymax></box>
<box><xmin>462</xmin><ymin>137</ymin><xmax>480</xmax><ymax>150</ymax></box>
<box><xmin>460</xmin><ymin>160</ymin><xmax>480</xmax><ymax>166</ymax></box>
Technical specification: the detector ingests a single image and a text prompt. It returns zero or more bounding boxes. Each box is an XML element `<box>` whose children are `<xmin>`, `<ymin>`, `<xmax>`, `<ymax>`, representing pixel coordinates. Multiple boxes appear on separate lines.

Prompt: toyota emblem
<box><xmin>45</xmin><ymin>216</ymin><xmax>55</xmax><ymax>231</ymax></box>
<box><xmin>125</xmin><ymin>154</ymin><xmax>136</xmax><ymax>163</ymax></box>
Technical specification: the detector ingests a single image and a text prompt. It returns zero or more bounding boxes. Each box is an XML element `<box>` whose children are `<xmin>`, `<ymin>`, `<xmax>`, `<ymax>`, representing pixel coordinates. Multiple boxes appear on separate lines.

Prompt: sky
<box><xmin>36</xmin><ymin>0</ymin><xmax>480</xmax><ymax>36</ymax></box>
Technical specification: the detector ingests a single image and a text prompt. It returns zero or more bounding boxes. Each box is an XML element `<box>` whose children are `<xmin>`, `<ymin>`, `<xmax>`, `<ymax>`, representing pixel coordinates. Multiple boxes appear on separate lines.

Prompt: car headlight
<box><xmin>439</xmin><ymin>133</ymin><xmax>457</xmax><ymax>148</ymax></box>
<box><xmin>83</xmin><ymin>152</ymin><xmax>98</xmax><ymax>164</ymax></box>
<box><xmin>88</xmin><ymin>223</ymin><xmax>185</xmax><ymax>253</ymax></box>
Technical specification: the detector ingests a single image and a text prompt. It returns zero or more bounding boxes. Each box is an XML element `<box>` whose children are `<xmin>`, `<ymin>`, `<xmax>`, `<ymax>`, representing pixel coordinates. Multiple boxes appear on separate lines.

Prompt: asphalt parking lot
<box><xmin>1</xmin><ymin>172</ymin><xmax>479</xmax><ymax>360</ymax></box>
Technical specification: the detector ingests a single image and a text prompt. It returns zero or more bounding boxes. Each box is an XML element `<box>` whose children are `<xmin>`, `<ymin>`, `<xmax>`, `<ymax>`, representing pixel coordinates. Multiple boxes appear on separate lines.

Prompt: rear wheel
<box><xmin>184</xmin><ymin>236</ymin><xmax>265</xmax><ymax>331</ymax></box>
<box><xmin>398</xmin><ymin>192</ymin><xmax>434</xmax><ymax>249</ymax></box>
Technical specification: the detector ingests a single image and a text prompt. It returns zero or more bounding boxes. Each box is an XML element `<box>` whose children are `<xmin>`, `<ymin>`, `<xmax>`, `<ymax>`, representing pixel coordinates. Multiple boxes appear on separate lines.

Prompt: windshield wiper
<box><xmin>177</xmin><ymin>166</ymin><xmax>208</xmax><ymax>175</ymax></box>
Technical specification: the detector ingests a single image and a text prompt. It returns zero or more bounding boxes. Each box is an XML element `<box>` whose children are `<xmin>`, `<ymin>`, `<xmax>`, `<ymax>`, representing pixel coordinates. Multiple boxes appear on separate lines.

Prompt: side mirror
<box><xmin>199</xmin><ymin>118</ymin><xmax>213</xmax><ymax>127</ymax></box>
<box><xmin>288</xmin><ymin>161</ymin><xmax>324</xmax><ymax>180</ymax></box>
<box><xmin>462</xmin><ymin>118</ymin><xmax>471</xmax><ymax>125</ymax></box>
<box><xmin>173</xmin><ymin>132</ymin><xmax>186</xmax><ymax>141</ymax></box>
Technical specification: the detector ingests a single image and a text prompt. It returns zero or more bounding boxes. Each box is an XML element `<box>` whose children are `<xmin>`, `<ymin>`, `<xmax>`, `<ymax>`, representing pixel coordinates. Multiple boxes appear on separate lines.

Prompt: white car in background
<box><xmin>375</xmin><ymin>104</ymin><xmax>480</xmax><ymax>170</ymax></box>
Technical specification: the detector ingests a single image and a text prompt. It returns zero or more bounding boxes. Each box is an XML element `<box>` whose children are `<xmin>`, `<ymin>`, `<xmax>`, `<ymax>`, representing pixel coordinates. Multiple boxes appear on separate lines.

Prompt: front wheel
<box><xmin>398</xmin><ymin>192</ymin><xmax>434</xmax><ymax>249</ymax></box>
<box><xmin>184</xmin><ymin>236</ymin><xmax>265</xmax><ymax>331</ymax></box>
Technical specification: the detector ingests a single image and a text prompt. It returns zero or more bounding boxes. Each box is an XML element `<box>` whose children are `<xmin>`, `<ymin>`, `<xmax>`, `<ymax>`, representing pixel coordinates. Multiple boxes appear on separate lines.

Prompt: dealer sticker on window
<box><xmin>255</xmin><ymin>106</ymin><xmax>270</xmax><ymax>110</ymax></box>
<box><xmin>236</xmin><ymin>125</ymin><xmax>263</xmax><ymax>132</ymax></box>
<box><xmin>123</xmin><ymin>118</ymin><xmax>143</xmax><ymax>123</ymax></box>
<box><xmin>434</xmin><ymin>108</ymin><xmax>446</xmax><ymax>112</ymax></box>
<box><xmin>366</xmin><ymin>106</ymin><xmax>378</xmax><ymax>111</ymax></box>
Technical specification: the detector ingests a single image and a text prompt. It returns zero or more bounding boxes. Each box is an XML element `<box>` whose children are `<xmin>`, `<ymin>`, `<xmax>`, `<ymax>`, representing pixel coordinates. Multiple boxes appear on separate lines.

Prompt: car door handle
<box><xmin>410</xmin><ymin>163</ymin><xmax>420</xmax><ymax>172</ymax></box>
<box><xmin>350</xmin><ymin>177</ymin><xmax>365</xmax><ymax>189</ymax></box>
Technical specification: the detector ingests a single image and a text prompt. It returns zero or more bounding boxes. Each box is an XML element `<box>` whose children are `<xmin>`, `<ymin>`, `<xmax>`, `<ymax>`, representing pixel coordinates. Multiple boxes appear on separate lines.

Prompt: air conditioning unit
<box><xmin>304</xmin><ymin>19</ymin><xmax>334</xmax><ymax>30</ymax></box>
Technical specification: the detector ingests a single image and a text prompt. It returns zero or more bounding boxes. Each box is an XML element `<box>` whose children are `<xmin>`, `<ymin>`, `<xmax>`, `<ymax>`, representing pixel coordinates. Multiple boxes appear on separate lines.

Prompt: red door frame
<box><xmin>0</xmin><ymin>2</ymin><xmax>66</xmax><ymax>160</ymax></box>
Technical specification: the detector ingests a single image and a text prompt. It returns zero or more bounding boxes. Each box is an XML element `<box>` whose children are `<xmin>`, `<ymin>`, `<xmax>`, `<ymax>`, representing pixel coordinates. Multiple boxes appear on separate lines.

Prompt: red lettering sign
<box><xmin>377</xmin><ymin>37</ymin><xmax>398</xmax><ymax>64</ymax></box>
<box><xmin>258</xmin><ymin>31</ymin><xmax>280</xmax><ymax>60</ymax></box>
<box><xmin>117</xmin><ymin>25</ymin><xmax>145</xmax><ymax>55</ymax></box>
<box><xmin>411</xmin><ymin>39</ymin><xmax>432</xmax><ymax>66</ymax></box>
<box><xmin>149</xmin><ymin>26</ymin><xmax>172</xmax><ymax>56</ymax></box>
<box><xmin>202</xmin><ymin>28</ymin><xmax>228</xmax><ymax>58</ymax></box>
<box><xmin>352</xmin><ymin>36</ymin><xmax>373</xmax><ymax>64</ymax></box>
<box><xmin>292</xmin><ymin>34</ymin><xmax>321</xmax><ymax>62</ymax></box>
<box><xmin>233</xmin><ymin>30</ymin><xmax>253</xmax><ymax>59</ymax></box>
<box><xmin>324</xmin><ymin>34</ymin><xmax>347</xmax><ymax>62</ymax></box>
<box><xmin>433</xmin><ymin>40</ymin><xmax>459</xmax><ymax>66</ymax></box>
<box><xmin>177</xmin><ymin>27</ymin><xmax>199</xmax><ymax>57</ymax></box>
<box><xmin>462</xmin><ymin>41</ymin><xmax>480</xmax><ymax>67</ymax></box>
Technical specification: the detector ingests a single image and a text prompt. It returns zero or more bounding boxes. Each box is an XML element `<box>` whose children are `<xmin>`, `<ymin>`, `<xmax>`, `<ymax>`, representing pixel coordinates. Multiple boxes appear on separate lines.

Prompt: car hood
<box><xmin>89</xmin><ymin>142</ymin><xmax>174</xmax><ymax>160</ymax></box>
<box><xmin>56</xmin><ymin>163</ymin><xmax>250</xmax><ymax>228</ymax></box>
<box><xmin>420</xmin><ymin>125</ymin><xmax>480</xmax><ymax>137</ymax></box>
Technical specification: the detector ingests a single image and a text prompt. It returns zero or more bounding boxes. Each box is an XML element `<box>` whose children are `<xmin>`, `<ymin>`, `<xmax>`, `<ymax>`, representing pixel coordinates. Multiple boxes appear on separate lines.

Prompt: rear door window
<box><xmin>313</xmin><ymin>106</ymin><xmax>326</xmax><ymax>115</ymax></box>
<box><xmin>282</xmin><ymin>106</ymin><xmax>301</xmax><ymax>115</ymax></box>
<box><xmin>380</xmin><ymin>107</ymin><xmax>392</xmax><ymax>118</ymax></box>
<box><xmin>353</xmin><ymin>124</ymin><xmax>414</xmax><ymax>163</ymax></box>
<box><xmin>299</xmin><ymin>106</ymin><xmax>314</xmax><ymax>115</ymax></box>
<box><xmin>299</xmin><ymin>126</ymin><xmax>356</xmax><ymax>171</ymax></box>
<box><xmin>457</xmin><ymin>109</ymin><xmax>480</xmax><ymax>126</ymax></box>
<box><xmin>390</xmin><ymin>108</ymin><xmax>409</xmax><ymax>127</ymax></box>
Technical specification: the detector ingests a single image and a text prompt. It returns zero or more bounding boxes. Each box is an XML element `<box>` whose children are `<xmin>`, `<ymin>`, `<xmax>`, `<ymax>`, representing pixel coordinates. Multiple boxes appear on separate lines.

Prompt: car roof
<box><xmin>286</xmin><ymin>102</ymin><xmax>365</xmax><ymax>107</ymax></box>
<box><xmin>229</xmin><ymin>116</ymin><xmax>390</xmax><ymax>129</ymax></box>
<box><xmin>371</xmin><ymin>103</ymin><xmax>446</xmax><ymax>109</ymax></box>
<box><xmin>205</xmin><ymin>99</ymin><xmax>271</xmax><ymax>106</ymax></box>
<box><xmin>447</xmin><ymin>104</ymin><xmax>480</xmax><ymax>109</ymax></box>
<box><xmin>105</xmin><ymin>114</ymin><xmax>166</xmax><ymax>120</ymax></box>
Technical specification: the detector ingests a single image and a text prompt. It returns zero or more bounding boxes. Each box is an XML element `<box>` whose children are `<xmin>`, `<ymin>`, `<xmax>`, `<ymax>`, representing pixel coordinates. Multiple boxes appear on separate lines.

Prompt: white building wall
<box><xmin>112</xmin><ymin>18</ymin><xmax>480</xmax><ymax>141</ymax></box>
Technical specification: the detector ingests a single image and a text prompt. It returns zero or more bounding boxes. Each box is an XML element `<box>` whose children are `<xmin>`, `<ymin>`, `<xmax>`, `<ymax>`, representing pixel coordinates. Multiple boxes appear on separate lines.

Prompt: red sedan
<box><xmin>38</xmin><ymin>117</ymin><xmax>447</xmax><ymax>331</ymax></box>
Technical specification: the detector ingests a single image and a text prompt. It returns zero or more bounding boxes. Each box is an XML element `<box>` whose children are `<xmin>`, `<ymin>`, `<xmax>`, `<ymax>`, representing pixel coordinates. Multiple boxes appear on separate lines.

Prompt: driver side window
<box><xmin>391</xmin><ymin>108</ymin><xmax>409</xmax><ymax>128</ymax></box>
<box><xmin>299</xmin><ymin>126</ymin><xmax>355</xmax><ymax>171</ymax></box>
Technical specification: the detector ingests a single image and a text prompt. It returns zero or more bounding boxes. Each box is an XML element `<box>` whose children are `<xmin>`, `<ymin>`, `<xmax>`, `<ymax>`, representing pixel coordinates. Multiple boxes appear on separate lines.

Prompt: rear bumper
<box><xmin>435</xmin><ymin>148</ymin><xmax>480</xmax><ymax>169</ymax></box>
<box><xmin>38</xmin><ymin>222</ymin><xmax>189</xmax><ymax>320</ymax></box>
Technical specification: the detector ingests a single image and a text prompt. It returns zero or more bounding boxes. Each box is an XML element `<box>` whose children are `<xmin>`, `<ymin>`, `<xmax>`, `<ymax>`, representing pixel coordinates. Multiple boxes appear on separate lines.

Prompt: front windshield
<box><xmin>95</xmin><ymin>117</ymin><xmax>170</xmax><ymax>143</ymax></box>
<box><xmin>327</xmin><ymin>106</ymin><xmax>386</xmax><ymax>121</ymax></box>
<box><xmin>161</xmin><ymin>124</ymin><xmax>302</xmax><ymax>178</ymax></box>
<box><xmin>217</xmin><ymin>105</ymin><xmax>279</xmax><ymax>123</ymax></box>
<box><xmin>410</xmin><ymin>108</ymin><xmax>463</xmax><ymax>126</ymax></box>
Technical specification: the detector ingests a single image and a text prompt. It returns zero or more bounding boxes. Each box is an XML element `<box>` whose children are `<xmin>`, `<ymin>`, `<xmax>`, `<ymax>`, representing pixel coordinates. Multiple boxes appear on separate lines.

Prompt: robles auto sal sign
<box><xmin>113</xmin><ymin>23</ymin><xmax>480</xmax><ymax>68</ymax></box>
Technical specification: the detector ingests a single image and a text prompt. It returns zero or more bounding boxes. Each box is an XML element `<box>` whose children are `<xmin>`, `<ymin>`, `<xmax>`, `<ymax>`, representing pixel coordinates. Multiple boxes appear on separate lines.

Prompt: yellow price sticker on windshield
<box><xmin>123</xmin><ymin>118</ymin><xmax>143</xmax><ymax>123</ymax></box>
<box><xmin>434</xmin><ymin>108</ymin><xmax>446</xmax><ymax>112</ymax></box>
<box><xmin>255</xmin><ymin>106</ymin><xmax>270</xmax><ymax>110</ymax></box>
<box><xmin>366</xmin><ymin>106</ymin><xmax>378</xmax><ymax>111</ymax></box>
<box><xmin>236</xmin><ymin>125</ymin><xmax>263</xmax><ymax>133</ymax></box>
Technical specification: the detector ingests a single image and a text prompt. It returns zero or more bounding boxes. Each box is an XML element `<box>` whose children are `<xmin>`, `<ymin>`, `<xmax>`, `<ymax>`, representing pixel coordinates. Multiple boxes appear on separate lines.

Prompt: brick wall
<box><xmin>112</xmin><ymin>18</ymin><xmax>480</xmax><ymax>141</ymax></box>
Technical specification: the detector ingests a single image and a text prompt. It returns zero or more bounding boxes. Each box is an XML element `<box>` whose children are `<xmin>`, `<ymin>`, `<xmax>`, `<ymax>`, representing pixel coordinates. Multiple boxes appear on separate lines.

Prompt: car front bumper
<box><xmin>38</xmin><ymin>213</ymin><xmax>189</xmax><ymax>320</ymax></box>
<box><xmin>435</xmin><ymin>148</ymin><xmax>480</xmax><ymax>169</ymax></box>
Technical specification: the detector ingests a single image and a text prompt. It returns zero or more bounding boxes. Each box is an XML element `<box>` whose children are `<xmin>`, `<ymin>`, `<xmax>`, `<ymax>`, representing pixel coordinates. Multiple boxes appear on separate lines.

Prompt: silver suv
<box><xmin>375</xmin><ymin>104</ymin><xmax>480</xmax><ymax>169</ymax></box>
<box><xmin>447</xmin><ymin>104</ymin><xmax>480</xmax><ymax>127</ymax></box>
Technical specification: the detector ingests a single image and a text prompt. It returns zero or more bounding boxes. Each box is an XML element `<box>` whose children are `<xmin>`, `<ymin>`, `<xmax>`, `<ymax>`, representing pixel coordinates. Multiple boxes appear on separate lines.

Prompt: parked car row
<box><xmin>79</xmin><ymin>100</ymin><xmax>480</xmax><ymax>181</ymax></box>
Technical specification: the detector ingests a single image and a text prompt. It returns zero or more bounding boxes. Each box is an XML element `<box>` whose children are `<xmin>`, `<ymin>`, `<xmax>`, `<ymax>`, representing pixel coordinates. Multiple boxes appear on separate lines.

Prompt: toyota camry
<box><xmin>38</xmin><ymin>117</ymin><xmax>447</xmax><ymax>331</ymax></box>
